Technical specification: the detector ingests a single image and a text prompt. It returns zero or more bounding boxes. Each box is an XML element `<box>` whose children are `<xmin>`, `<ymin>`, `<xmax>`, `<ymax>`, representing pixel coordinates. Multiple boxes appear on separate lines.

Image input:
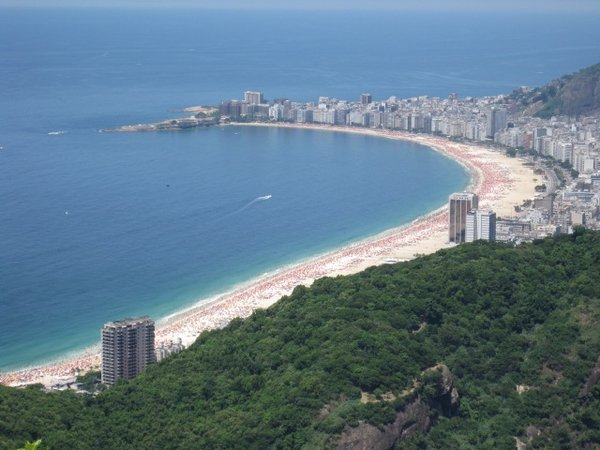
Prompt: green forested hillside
<box><xmin>512</xmin><ymin>62</ymin><xmax>600</xmax><ymax>118</ymax></box>
<box><xmin>1</xmin><ymin>231</ymin><xmax>599</xmax><ymax>449</ymax></box>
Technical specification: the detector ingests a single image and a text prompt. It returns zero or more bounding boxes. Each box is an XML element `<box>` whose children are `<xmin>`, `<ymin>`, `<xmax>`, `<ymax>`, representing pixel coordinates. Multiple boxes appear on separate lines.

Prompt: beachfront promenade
<box><xmin>0</xmin><ymin>125</ymin><xmax>537</xmax><ymax>387</ymax></box>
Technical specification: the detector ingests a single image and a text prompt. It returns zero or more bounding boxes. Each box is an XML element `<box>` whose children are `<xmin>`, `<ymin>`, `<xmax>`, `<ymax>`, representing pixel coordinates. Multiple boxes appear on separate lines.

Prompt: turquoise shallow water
<box><xmin>1</xmin><ymin>7</ymin><xmax>599</xmax><ymax>371</ymax></box>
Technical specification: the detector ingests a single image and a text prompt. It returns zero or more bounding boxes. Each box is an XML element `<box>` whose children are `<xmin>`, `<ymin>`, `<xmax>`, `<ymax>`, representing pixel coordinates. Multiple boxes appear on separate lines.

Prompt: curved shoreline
<box><xmin>0</xmin><ymin>125</ymin><xmax>536</xmax><ymax>387</ymax></box>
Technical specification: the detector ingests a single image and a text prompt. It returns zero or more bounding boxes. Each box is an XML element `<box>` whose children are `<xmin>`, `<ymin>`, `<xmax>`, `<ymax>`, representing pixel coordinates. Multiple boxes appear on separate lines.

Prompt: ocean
<box><xmin>1</xmin><ymin>8</ymin><xmax>599</xmax><ymax>371</ymax></box>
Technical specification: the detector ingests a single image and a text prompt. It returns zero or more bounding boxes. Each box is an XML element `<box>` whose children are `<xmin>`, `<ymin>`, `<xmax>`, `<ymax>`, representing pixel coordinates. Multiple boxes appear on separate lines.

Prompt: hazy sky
<box><xmin>2</xmin><ymin>0</ymin><xmax>600</xmax><ymax>11</ymax></box>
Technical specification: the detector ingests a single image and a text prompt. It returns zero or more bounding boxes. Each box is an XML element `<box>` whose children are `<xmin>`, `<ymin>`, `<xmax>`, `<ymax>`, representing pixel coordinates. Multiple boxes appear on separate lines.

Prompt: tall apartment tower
<box><xmin>465</xmin><ymin>210</ymin><xmax>496</xmax><ymax>242</ymax></box>
<box><xmin>449</xmin><ymin>192</ymin><xmax>479</xmax><ymax>243</ymax></box>
<box><xmin>486</xmin><ymin>107</ymin><xmax>508</xmax><ymax>138</ymax></box>
<box><xmin>244</xmin><ymin>91</ymin><xmax>264</xmax><ymax>105</ymax></box>
<box><xmin>101</xmin><ymin>316</ymin><xmax>156</xmax><ymax>386</ymax></box>
<box><xmin>360</xmin><ymin>93</ymin><xmax>372</xmax><ymax>105</ymax></box>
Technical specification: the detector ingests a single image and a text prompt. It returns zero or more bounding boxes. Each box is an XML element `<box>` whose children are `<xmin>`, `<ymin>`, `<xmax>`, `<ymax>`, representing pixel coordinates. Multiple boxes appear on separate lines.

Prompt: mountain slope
<box><xmin>1</xmin><ymin>231</ymin><xmax>600</xmax><ymax>449</ymax></box>
<box><xmin>512</xmin><ymin>62</ymin><xmax>600</xmax><ymax>118</ymax></box>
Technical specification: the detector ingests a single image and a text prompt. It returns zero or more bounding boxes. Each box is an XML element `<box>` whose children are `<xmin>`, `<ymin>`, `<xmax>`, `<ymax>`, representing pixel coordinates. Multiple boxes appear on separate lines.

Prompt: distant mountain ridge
<box><xmin>512</xmin><ymin>62</ymin><xmax>600</xmax><ymax>118</ymax></box>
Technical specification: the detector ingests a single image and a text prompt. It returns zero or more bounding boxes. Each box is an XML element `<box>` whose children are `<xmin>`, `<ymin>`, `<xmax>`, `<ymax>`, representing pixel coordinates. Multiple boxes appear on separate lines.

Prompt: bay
<box><xmin>1</xmin><ymin>7</ymin><xmax>599</xmax><ymax>371</ymax></box>
<box><xmin>0</xmin><ymin>125</ymin><xmax>467</xmax><ymax>371</ymax></box>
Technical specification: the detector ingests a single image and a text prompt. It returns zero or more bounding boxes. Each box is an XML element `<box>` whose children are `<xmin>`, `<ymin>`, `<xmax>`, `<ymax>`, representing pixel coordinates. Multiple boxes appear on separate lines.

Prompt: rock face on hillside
<box><xmin>428</xmin><ymin>364</ymin><xmax>460</xmax><ymax>417</ymax></box>
<box><xmin>512</xmin><ymin>62</ymin><xmax>600</xmax><ymax>118</ymax></box>
<box><xmin>335</xmin><ymin>365</ymin><xmax>459</xmax><ymax>450</ymax></box>
<box><xmin>335</xmin><ymin>401</ymin><xmax>431</xmax><ymax>450</ymax></box>
<box><xmin>579</xmin><ymin>356</ymin><xmax>600</xmax><ymax>398</ymax></box>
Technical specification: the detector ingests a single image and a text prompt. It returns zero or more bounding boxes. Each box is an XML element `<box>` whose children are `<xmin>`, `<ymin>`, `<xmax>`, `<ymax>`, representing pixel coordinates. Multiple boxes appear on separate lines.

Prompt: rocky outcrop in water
<box><xmin>101</xmin><ymin>116</ymin><xmax>218</xmax><ymax>132</ymax></box>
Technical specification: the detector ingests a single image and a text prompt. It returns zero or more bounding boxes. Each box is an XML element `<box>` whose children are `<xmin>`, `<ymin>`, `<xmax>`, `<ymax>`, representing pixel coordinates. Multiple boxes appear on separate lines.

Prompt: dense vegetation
<box><xmin>1</xmin><ymin>231</ymin><xmax>599</xmax><ymax>449</ymax></box>
<box><xmin>511</xmin><ymin>62</ymin><xmax>600</xmax><ymax>118</ymax></box>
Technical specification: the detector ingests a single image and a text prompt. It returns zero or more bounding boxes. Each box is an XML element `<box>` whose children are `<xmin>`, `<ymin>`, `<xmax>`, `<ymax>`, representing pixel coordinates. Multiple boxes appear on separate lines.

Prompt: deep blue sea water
<box><xmin>1</xmin><ymin>8</ymin><xmax>599</xmax><ymax>371</ymax></box>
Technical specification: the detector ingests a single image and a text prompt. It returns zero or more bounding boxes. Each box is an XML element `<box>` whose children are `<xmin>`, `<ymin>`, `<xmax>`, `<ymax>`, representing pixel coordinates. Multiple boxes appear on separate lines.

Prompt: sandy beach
<box><xmin>0</xmin><ymin>124</ymin><xmax>537</xmax><ymax>387</ymax></box>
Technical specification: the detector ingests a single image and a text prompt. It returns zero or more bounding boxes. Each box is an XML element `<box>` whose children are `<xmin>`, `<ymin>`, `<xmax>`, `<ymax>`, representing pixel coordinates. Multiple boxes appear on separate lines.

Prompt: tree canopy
<box><xmin>1</xmin><ymin>231</ymin><xmax>599</xmax><ymax>449</ymax></box>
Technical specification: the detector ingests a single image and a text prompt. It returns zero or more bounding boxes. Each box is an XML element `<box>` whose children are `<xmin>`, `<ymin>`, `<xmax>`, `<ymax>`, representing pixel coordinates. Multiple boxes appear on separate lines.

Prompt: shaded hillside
<box><xmin>1</xmin><ymin>231</ymin><xmax>600</xmax><ymax>449</ymax></box>
<box><xmin>512</xmin><ymin>63</ymin><xmax>600</xmax><ymax>118</ymax></box>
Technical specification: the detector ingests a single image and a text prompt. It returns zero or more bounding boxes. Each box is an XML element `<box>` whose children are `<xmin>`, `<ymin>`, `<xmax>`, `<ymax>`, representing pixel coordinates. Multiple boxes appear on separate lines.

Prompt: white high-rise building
<box><xmin>244</xmin><ymin>91</ymin><xmax>264</xmax><ymax>105</ymax></box>
<box><xmin>268</xmin><ymin>104</ymin><xmax>284</xmax><ymax>120</ymax></box>
<box><xmin>465</xmin><ymin>210</ymin><xmax>497</xmax><ymax>242</ymax></box>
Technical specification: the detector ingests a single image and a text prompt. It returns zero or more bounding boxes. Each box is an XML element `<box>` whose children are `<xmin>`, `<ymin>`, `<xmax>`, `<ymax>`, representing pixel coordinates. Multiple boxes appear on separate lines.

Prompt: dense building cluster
<box><xmin>220</xmin><ymin>90</ymin><xmax>600</xmax><ymax>241</ymax></box>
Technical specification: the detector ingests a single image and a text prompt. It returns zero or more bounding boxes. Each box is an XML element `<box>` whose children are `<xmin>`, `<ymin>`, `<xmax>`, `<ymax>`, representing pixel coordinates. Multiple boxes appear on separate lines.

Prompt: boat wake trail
<box><xmin>233</xmin><ymin>194</ymin><xmax>273</xmax><ymax>214</ymax></box>
<box><xmin>207</xmin><ymin>195</ymin><xmax>273</xmax><ymax>225</ymax></box>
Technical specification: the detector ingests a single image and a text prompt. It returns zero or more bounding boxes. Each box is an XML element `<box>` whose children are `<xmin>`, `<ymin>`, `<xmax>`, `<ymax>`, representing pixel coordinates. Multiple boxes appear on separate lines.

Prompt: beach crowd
<box><xmin>0</xmin><ymin>125</ymin><xmax>522</xmax><ymax>387</ymax></box>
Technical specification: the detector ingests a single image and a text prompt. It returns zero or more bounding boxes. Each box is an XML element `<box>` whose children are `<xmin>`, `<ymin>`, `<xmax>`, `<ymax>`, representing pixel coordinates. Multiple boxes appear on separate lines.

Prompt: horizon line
<box><xmin>1</xmin><ymin>3</ymin><xmax>600</xmax><ymax>13</ymax></box>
